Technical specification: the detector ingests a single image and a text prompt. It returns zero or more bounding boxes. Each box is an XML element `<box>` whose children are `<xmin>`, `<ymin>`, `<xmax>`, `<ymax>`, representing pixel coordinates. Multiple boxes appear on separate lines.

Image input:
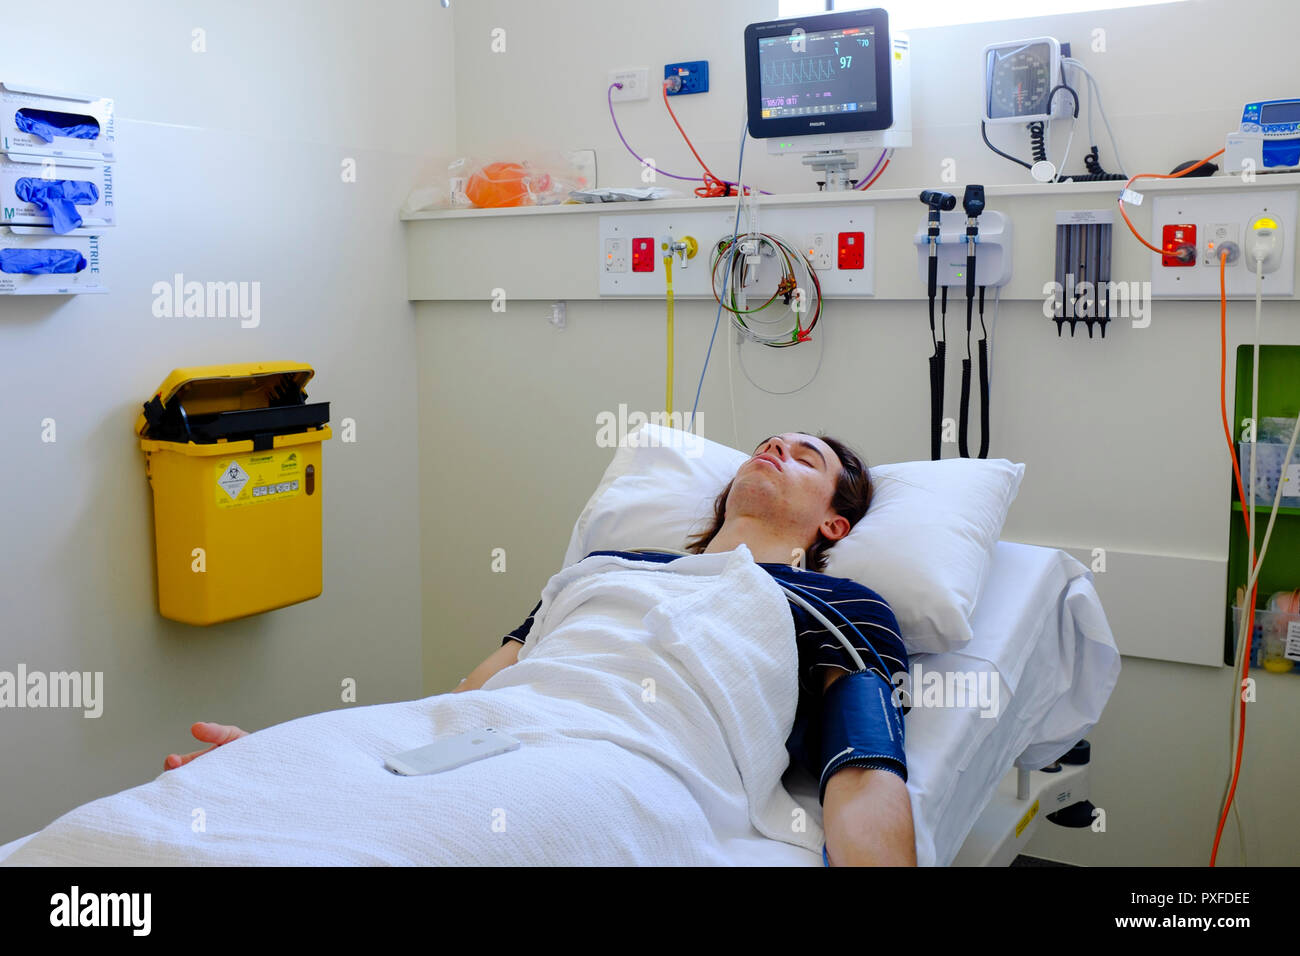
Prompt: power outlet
<box><xmin>664</xmin><ymin>60</ymin><xmax>709</xmax><ymax>96</ymax></box>
<box><xmin>805</xmin><ymin>233</ymin><xmax>834</xmax><ymax>271</ymax></box>
<box><xmin>1201</xmin><ymin>223</ymin><xmax>1240</xmax><ymax>266</ymax></box>
<box><xmin>1161</xmin><ymin>223</ymin><xmax>1197</xmax><ymax>267</ymax></box>
<box><xmin>1246</xmin><ymin>212</ymin><xmax>1286</xmax><ymax>274</ymax></box>
<box><xmin>609</xmin><ymin>68</ymin><xmax>649</xmax><ymax>102</ymax></box>
<box><xmin>604</xmin><ymin>237</ymin><xmax>628</xmax><ymax>273</ymax></box>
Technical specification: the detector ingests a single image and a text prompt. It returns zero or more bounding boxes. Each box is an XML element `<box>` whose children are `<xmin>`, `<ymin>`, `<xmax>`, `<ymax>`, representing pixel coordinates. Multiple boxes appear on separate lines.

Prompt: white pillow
<box><xmin>562</xmin><ymin>423</ymin><xmax>1023</xmax><ymax>654</ymax></box>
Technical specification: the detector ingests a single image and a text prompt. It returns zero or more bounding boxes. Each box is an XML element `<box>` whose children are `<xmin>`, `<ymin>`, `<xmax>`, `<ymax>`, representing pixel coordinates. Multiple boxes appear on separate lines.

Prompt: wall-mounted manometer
<box><xmin>983</xmin><ymin>37</ymin><xmax>1062</xmax><ymax>124</ymax></box>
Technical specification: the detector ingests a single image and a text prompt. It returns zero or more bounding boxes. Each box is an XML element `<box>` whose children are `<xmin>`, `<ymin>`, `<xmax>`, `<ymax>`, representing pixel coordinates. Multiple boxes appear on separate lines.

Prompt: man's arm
<box><xmin>820</xmin><ymin>668</ymin><xmax>917</xmax><ymax>866</ymax></box>
<box><xmin>452</xmin><ymin>639</ymin><xmax>521</xmax><ymax>693</ymax></box>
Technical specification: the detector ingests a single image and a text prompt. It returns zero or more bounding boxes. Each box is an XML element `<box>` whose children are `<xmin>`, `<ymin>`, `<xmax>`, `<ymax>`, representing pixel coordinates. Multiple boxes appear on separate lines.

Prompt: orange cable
<box><xmin>1117</xmin><ymin>149</ymin><xmax>1226</xmax><ymax>254</ymax></box>
<box><xmin>661</xmin><ymin>80</ymin><xmax>735</xmax><ymax>198</ymax></box>
<box><xmin>862</xmin><ymin>157</ymin><xmax>890</xmax><ymax>190</ymax></box>
<box><xmin>1211</xmin><ymin>247</ymin><xmax>1255</xmax><ymax>866</ymax></box>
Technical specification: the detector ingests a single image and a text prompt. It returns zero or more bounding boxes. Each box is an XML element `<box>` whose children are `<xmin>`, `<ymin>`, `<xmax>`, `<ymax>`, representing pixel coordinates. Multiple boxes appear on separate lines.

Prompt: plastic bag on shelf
<box><xmin>402</xmin><ymin>151</ymin><xmax>589</xmax><ymax>214</ymax></box>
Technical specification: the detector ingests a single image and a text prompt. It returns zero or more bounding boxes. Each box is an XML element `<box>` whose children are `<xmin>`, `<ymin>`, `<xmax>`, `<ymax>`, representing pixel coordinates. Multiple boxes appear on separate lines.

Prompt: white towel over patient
<box><xmin>490</xmin><ymin>544</ymin><xmax>812</xmax><ymax>849</ymax></box>
<box><xmin>4</xmin><ymin>544</ymin><xmax>819</xmax><ymax>866</ymax></box>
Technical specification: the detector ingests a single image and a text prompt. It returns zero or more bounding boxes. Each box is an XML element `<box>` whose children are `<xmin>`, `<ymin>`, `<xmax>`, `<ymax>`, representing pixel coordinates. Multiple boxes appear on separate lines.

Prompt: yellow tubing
<box><xmin>664</xmin><ymin>254</ymin><xmax>674</xmax><ymax>417</ymax></box>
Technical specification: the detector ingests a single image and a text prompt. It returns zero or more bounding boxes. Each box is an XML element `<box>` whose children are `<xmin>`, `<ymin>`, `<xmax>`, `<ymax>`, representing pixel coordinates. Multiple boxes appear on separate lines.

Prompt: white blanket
<box><xmin>4</xmin><ymin>545</ymin><xmax>821</xmax><ymax>866</ymax></box>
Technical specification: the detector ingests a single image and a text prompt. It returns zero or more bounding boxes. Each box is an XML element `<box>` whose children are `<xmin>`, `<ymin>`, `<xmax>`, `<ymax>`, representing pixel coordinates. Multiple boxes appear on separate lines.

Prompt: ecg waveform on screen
<box><xmin>761</xmin><ymin>56</ymin><xmax>838</xmax><ymax>88</ymax></box>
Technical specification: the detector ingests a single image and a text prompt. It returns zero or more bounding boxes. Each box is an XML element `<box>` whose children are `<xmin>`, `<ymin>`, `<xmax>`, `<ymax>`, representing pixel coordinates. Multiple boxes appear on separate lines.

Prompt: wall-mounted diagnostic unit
<box><xmin>911</xmin><ymin>210</ymin><xmax>1014</xmax><ymax>288</ymax></box>
<box><xmin>1224</xmin><ymin>99</ymin><xmax>1300</xmax><ymax>175</ymax></box>
<box><xmin>745</xmin><ymin>7</ymin><xmax>910</xmax><ymax>189</ymax></box>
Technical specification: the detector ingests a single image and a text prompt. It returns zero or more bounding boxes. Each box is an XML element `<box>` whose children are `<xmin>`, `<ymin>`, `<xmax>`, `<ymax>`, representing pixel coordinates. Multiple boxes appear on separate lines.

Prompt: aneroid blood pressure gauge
<box><xmin>983</xmin><ymin>37</ymin><xmax>1062</xmax><ymax>123</ymax></box>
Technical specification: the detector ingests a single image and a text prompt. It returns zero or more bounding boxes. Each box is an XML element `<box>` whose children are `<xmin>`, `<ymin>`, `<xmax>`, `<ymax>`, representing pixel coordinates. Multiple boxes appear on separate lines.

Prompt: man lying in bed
<box><xmin>167</xmin><ymin>432</ymin><xmax>915</xmax><ymax>866</ymax></box>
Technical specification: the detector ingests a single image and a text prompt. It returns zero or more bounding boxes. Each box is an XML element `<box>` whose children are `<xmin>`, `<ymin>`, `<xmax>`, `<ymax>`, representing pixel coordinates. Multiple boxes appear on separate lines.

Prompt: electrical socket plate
<box><xmin>609</xmin><ymin>68</ymin><xmax>649</xmax><ymax>102</ymax></box>
<box><xmin>598</xmin><ymin>208</ymin><xmax>876</xmax><ymax>297</ymax></box>
<box><xmin>1149</xmin><ymin>190</ymin><xmax>1296</xmax><ymax>297</ymax></box>
<box><xmin>664</xmin><ymin>60</ymin><xmax>709</xmax><ymax>95</ymax></box>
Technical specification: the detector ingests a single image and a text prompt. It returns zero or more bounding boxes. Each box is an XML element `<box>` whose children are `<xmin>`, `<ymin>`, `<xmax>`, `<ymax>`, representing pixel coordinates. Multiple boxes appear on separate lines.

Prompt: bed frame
<box><xmin>951</xmin><ymin>739</ymin><xmax>1096</xmax><ymax>866</ymax></box>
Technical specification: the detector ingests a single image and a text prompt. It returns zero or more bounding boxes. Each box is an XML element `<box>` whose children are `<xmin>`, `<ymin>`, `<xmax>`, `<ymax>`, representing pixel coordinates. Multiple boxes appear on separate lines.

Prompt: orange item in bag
<box><xmin>464</xmin><ymin>162</ymin><xmax>553</xmax><ymax>208</ymax></box>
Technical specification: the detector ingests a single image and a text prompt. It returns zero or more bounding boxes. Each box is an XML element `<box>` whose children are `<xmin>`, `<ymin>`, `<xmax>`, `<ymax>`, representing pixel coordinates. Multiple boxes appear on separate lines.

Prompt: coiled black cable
<box><xmin>1028</xmin><ymin>121</ymin><xmax>1047</xmax><ymax>164</ymax></box>
<box><xmin>1066</xmin><ymin>145</ymin><xmax>1127</xmax><ymax>181</ymax></box>
<box><xmin>1084</xmin><ymin>146</ymin><xmax>1105</xmax><ymax>175</ymax></box>
<box><xmin>1027</xmin><ymin>127</ymin><xmax>1127</xmax><ymax>182</ymax></box>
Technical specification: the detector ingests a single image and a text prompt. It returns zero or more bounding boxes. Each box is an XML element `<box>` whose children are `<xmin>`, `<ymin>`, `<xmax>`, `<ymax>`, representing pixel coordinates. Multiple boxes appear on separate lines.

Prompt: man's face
<box><xmin>727</xmin><ymin>432</ymin><xmax>849</xmax><ymax>549</ymax></box>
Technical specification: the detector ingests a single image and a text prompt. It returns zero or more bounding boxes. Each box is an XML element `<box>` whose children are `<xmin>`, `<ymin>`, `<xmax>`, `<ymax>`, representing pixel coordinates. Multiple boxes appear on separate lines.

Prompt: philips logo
<box><xmin>809</xmin><ymin>121</ymin><xmax>826</xmax><ymax>127</ymax></box>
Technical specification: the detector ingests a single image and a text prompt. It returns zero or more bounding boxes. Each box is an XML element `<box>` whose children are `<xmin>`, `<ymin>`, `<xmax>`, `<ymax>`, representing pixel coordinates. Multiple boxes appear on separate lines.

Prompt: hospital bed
<box><xmin>0</xmin><ymin>539</ymin><xmax>1117</xmax><ymax>867</ymax></box>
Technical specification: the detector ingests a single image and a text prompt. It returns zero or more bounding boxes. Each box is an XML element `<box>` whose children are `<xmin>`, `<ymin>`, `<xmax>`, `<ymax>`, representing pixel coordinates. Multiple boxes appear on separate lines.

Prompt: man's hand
<box><xmin>163</xmin><ymin>722</ymin><xmax>248</xmax><ymax>771</ymax></box>
<box><xmin>452</xmin><ymin>640</ymin><xmax>521</xmax><ymax>693</ymax></box>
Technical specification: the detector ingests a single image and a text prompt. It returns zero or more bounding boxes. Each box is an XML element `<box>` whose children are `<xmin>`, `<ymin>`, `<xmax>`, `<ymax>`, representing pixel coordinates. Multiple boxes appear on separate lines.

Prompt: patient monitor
<box><xmin>744</xmin><ymin>6</ymin><xmax>911</xmax><ymax>189</ymax></box>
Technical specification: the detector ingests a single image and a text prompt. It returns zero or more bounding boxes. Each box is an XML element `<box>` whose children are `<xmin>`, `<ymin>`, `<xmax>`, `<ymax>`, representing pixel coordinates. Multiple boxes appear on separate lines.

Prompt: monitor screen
<box><xmin>1260</xmin><ymin>100</ymin><xmax>1300</xmax><ymax>126</ymax></box>
<box><xmin>746</xmin><ymin>8</ymin><xmax>893</xmax><ymax>139</ymax></box>
<box><xmin>757</xmin><ymin>25</ymin><xmax>877</xmax><ymax>120</ymax></box>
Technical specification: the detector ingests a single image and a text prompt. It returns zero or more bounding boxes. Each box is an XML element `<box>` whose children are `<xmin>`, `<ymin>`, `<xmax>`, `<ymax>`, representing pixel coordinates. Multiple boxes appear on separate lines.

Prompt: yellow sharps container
<box><xmin>135</xmin><ymin>362</ymin><xmax>332</xmax><ymax>625</ymax></box>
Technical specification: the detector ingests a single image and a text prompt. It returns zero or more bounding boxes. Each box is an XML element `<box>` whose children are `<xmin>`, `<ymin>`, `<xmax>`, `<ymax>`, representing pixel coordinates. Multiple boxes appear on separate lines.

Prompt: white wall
<box><xmin>0</xmin><ymin>0</ymin><xmax>454</xmax><ymax>843</ymax></box>
<box><xmin>450</xmin><ymin>0</ymin><xmax>1291</xmax><ymax>195</ymax></box>
<box><xmin>413</xmin><ymin>0</ymin><xmax>1300</xmax><ymax>865</ymax></box>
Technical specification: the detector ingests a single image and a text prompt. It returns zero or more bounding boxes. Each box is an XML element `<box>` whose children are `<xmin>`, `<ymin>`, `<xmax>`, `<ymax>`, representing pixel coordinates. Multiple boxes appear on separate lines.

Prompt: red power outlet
<box><xmin>1161</xmin><ymin>223</ymin><xmax>1197</xmax><ymax>267</ymax></box>
<box><xmin>632</xmin><ymin>237</ymin><xmax>656</xmax><ymax>272</ymax></box>
<box><xmin>837</xmin><ymin>231</ymin><xmax>865</xmax><ymax>269</ymax></box>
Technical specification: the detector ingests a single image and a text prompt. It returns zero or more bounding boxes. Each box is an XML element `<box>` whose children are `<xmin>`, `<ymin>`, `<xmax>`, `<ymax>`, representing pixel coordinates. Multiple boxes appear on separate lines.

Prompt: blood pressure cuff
<box><xmin>817</xmin><ymin>667</ymin><xmax>907</xmax><ymax>807</ymax></box>
<box><xmin>0</xmin><ymin>248</ymin><xmax>87</xmax><ymax>275</ymax></box>
<box><xmin>15</xmin><ymin>178</ymin><xmax>100</xmax><ymax>234</ymax></box>
<box><xmin>14</xmin><ymin>108</ymin><xmax>100</xmax><ymax>144</ymax></box>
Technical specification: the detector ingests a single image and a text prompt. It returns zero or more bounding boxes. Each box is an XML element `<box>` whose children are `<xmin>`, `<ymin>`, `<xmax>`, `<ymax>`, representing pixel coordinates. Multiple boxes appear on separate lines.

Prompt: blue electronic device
<box><xmin>1225</xmin><ymin>98</ymin><xmax>1300</xmax><ymax>174</ymax></box>
<box><xmin>1240</xmin><ymin>99</ymin><xmax>1300</xmax><ymax>165</ymax></box>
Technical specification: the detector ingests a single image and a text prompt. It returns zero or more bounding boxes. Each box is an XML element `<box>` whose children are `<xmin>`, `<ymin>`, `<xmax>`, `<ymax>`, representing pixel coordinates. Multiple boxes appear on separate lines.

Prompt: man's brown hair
<box><xmin>683</xmin><ymin>433</ymin><xmax>872</xmax><ymax>573</ymax></box>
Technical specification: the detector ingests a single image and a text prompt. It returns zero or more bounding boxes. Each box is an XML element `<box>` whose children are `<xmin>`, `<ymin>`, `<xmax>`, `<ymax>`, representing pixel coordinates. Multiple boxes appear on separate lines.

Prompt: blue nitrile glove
<box><xmin>14</xmin><ymin>108</ymin><xmax>100</xmax><ymax>144</ymax></box>
<box><xmin>0</xmin><ymin>248</ymin><xmax>87</xmax><ymax>274</ymax></box>
<box><xmin>14</xmin><ymin>178</ymin><xmax>100</xmax><ymax>233</ymax></box>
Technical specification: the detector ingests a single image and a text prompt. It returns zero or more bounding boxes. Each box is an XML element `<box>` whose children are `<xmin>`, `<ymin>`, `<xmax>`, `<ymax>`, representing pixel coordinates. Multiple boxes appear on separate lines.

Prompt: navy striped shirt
<box><xmin>499</xmin><ymin>550</ymin><xmax>909</xmax><ymax>786</ymax></box>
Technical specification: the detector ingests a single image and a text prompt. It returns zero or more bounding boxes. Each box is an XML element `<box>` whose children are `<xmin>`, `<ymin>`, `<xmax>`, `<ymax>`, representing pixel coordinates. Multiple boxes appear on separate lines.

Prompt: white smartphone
<box><xmin>384</xmin><ymin>727</ymin><xmax>522</xmax><ymax>776</ymax></box>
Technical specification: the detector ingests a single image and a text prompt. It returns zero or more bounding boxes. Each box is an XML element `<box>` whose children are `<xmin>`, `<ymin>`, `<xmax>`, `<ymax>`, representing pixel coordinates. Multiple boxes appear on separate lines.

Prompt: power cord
<box><xmin>689</xmin><ymin>108</ymin><xmax>751</xmax><ymax>429</ymax></box>
<box><xmin>1211</xmin><ymin>230</ymin><xmax>1300</xmax><ymax>867</ymax></box>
